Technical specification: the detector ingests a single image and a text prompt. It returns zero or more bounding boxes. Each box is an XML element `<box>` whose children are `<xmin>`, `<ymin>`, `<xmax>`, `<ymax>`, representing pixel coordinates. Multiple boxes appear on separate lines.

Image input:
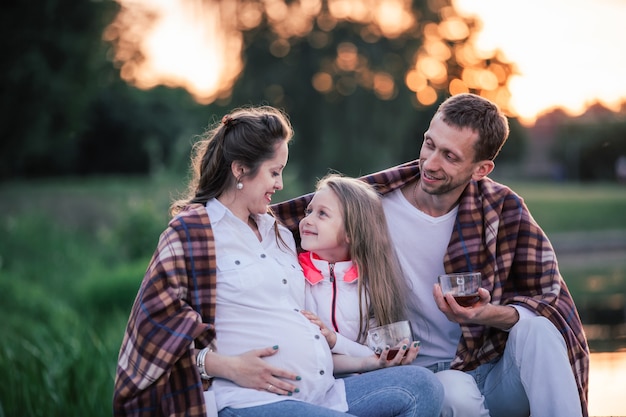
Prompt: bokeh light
<box><xmin>107</xmin><ymin>0</ymin><xmax>626</xmax><ymax>123</ymax></box>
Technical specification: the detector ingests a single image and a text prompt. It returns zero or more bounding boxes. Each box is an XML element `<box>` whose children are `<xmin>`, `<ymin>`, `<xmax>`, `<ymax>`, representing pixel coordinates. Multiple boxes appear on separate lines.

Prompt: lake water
<box><xmin>588</xmin><ymin>350</ymin><xmax>626</xmax><ymax>416</ymax></box>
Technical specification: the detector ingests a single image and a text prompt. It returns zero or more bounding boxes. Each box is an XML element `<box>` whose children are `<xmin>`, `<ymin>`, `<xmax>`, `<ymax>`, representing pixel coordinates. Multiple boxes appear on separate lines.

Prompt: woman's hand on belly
<box><xmin>210</xmin><ymin>345</ymin><xmax>301</xmax><ymax>396</ymax></box>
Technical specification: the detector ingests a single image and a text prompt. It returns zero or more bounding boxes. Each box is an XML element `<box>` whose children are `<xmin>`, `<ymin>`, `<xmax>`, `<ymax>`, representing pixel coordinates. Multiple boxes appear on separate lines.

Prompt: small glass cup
<box><xmin>366</xmin><ymin>320</ymin><xmax>413</xmax><ymax>360</ymax></box>
<box><xmin>438</xmin><ymin>272</ymin><xmax>482</xmax><ymax>307</ymax></box>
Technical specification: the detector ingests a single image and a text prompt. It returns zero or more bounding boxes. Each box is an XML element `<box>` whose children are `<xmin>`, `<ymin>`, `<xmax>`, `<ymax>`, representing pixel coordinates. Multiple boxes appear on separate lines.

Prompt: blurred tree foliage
<box><xmin>0</xmin><ymin>0</ymin><xmax>207</xmax><ymax>180</ymax></box>
<box><xmin>196</xmin><ymin>0</ymin><xmax>526</xmax><ymax>183</ymax></box>
<box><xmin>552</xmin><ymin>118</ymin><xmax>626</xmax><ymax>181</ymax></box>
<box><xmin>1</xmin><ymin>0</ymin><xmax>114</xmax><ymax>178</ymax></box>
<box><xmin>1</xmin><ymin>0</ymin><xmax>529</xmax><ymax>183</ymax></box>
<box><xmin>106</xmin><ymin>0</ymin><xmax>527</xmax><ymax>185</ymax></box>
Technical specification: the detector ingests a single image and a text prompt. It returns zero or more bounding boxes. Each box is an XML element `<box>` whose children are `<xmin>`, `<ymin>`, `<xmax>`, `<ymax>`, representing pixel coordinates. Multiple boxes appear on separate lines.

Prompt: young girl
<box><xmin>298</xmin><ymin>174</ymin><xmax>417</xmax><ymax>358</ymax></box>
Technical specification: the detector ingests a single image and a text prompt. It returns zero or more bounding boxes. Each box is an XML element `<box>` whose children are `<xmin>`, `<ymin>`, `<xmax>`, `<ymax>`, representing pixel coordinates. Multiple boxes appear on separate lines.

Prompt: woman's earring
<box><xmin>236</xmin><ymin>182</ymin><xmax>243</xmax><ymax>190</ymax></box>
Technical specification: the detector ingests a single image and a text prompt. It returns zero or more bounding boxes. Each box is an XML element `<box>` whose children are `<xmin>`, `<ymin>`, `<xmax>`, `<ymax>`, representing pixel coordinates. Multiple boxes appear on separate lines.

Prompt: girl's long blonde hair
<box><xmin>316</xmin><ymin>174</ymin><xmax>409</xmax><ymax>343</ymax></box>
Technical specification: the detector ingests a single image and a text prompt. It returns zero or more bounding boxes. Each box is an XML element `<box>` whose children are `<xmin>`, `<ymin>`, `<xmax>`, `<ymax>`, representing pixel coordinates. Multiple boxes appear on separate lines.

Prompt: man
<box><xmin>272</xmin><ymin>93</ymin><xmax>589</xmax><ymax>417</ymax></box>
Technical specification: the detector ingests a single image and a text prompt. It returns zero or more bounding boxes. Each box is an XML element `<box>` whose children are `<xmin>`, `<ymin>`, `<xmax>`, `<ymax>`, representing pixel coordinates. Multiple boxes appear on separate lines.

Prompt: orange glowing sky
<box><xmin>118</xmin><ymin>0</ymin><xmax>626</xmax><ymax>125</ymax></box>
<box><xmin>117</xmin><ymin>0</ymin><xmax>242</xmax><ymax>104</ymax></box>
<box><xmin>454</xmin><ymin>0</ymin><xmax>626</xmax><ymax>123</ymax></box>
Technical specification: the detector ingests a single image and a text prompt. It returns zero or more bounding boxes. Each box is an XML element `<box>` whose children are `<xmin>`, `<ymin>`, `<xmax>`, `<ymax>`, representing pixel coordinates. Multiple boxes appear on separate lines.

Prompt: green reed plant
<box><xmin>0</xmin><ymin>188</ymin><xmax>159</xmax><ymax>416</ymax></box>
<box><xmin>0</xmin><ymin>274</ymin><xmax>125</xmax><ymax>417</ymax></box>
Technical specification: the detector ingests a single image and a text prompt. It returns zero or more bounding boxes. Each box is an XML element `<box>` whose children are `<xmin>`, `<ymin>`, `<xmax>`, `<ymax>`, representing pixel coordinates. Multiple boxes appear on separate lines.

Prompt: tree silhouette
<box><xmin>0</xmin><ymin>0</ymin><xmax>210</xmax><ymax>179</ymax></box>
<box><xmin>0</xmin><ymin>0</ymin><xmax>119</xmax><ymax>178</ymax></box>
<box><xmin>1</xmin><ymin>0</ymin><xmax>523</xmax><ymax>181</ymax></box>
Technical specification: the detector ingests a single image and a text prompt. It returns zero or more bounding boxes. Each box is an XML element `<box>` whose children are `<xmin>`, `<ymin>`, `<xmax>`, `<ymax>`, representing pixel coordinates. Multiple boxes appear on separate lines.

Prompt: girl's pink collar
<box><xmin>298</xmin><ymin>251</ymin><xmax>359</xmax><ymax>285</ymax></box>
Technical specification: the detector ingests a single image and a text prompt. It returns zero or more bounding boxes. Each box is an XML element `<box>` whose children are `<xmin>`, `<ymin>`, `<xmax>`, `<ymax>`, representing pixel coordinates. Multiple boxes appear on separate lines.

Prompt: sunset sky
<box><xmin>121</xmin><ymin>0</ymin><xmax>626</xmax><ymax>125</ymax></box>
<box><xmin>454</xmin><ymin>0</ymin><xmax>626</xmax><ymax>123</ymax></box>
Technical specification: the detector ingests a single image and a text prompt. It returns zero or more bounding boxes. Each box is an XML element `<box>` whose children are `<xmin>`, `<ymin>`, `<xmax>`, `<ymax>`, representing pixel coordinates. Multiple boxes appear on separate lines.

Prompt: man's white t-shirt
<box><xmin>382</xmin><ymin>188</ymin><xmax>460</xmax><ymax>368</ymax></box>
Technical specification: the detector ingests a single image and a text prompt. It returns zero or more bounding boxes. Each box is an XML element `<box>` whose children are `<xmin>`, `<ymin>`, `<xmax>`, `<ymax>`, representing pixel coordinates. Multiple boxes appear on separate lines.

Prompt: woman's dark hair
<box><xmin>171</xmin><ymin>105</ymin><xmax>293</xmax><ymax>216</ymax></box>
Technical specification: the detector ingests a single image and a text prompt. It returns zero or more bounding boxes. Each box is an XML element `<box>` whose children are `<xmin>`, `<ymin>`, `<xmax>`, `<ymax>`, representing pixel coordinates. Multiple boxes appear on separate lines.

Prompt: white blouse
<box><xmin>206</xmin><ymin>199</ymin><xmax>348</xmax><ymax>412</ymax></box>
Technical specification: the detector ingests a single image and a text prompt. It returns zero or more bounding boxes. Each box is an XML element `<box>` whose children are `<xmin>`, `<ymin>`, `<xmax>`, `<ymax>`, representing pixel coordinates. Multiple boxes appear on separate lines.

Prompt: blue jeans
<box><xmin>435</xmin><ymin>316</ymin><xmax>583</xmax><ymax>417</ymax></box>
<box><xmin>218</xmin><ymin>366</ymin><xmax>443</xmax><ymax>417</ymax></box>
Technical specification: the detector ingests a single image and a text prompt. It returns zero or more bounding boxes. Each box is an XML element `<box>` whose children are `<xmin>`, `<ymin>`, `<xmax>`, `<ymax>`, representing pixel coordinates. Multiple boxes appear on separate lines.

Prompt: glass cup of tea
<box><xmin>438</xmin><ymin>272</ymin><xmax>482</xmax><ymax>307</ymax></box>
<box><xmin>366</xmin><ymin>320</ymin><xmax>413</xmax><ymax>360</ymax></box>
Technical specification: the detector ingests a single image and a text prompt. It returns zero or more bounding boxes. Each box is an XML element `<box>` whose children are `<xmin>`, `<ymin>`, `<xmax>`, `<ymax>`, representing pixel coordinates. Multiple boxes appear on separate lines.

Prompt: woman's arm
<box><xmin>331</xmin><ymin>341</ymin><xmax>420</xmax><ymax>375</ymax></box>
<box><xmin>201</xmin><ymin>345</ymin><xmax>301</xmax><ymax>395</ymax></box>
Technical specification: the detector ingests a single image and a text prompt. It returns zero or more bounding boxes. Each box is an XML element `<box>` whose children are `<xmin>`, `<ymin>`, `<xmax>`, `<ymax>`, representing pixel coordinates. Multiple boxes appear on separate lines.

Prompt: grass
<box><xmin>506</xmin><ymin>181</ymin><xmax>626</xmax><ymax>233</ymax></box>
<box><xmin>0</xmin><ymin>176</ymin><xmax>624</xmax><ymax>416</ymax></box>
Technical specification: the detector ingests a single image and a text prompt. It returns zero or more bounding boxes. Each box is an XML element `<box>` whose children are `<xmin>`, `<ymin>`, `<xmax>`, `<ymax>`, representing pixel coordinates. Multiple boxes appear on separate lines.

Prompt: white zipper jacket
<box><xmin>299</xmin><ymin>252</ymin><xmax>374</xmax><ymax>357</ymax></box>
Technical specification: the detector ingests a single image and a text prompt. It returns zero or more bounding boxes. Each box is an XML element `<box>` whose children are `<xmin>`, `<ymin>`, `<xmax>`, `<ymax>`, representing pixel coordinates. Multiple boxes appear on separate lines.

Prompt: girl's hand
<box><xmin>300</xmin><ymin>310</ymin><xmax>337</xmax><ymax>348</ymax></box>
<box><xmin>336</xmin><ymin>339</ymin><xmax>420</xmax><ymax>374</ymax></box>
<box><xmin>208</xmin><ymin>346</ymin><xmax>301</xmax><ymax>396</ymax></box>
<box><xmin>375</xmin><ymin>339</ymin><xmax>420</xmax><ymax>368</ymax></box>
<box><xmin>397</xmin><ymin>340</ymin><xmax>421</xmax><ymax>364</ymax></box>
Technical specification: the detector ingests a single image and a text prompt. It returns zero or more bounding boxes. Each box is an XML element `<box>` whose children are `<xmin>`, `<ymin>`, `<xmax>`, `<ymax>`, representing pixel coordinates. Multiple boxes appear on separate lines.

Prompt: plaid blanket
<box><xmin>114</xmin><ymin>205</ymin><xmax>216</xmax><ymax>417</ymax></box>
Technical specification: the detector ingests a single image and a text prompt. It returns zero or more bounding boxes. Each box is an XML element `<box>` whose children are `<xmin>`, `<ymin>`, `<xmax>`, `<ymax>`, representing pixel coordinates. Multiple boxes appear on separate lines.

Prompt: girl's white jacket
<box><xmin>299</xmin><ymin>251</ymin><xmax>374</xmax><ymax>357</ymax></box>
